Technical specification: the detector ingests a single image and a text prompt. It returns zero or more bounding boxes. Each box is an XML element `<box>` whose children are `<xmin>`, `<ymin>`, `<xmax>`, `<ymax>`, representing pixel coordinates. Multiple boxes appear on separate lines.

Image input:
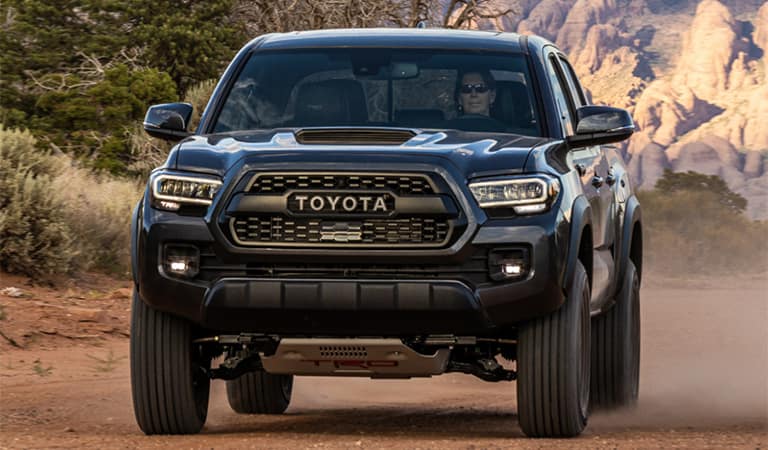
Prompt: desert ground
<box><xmin>0</xmin><ymin>273</ymin><xmax>766</xmax><ymax>448</ymax></box>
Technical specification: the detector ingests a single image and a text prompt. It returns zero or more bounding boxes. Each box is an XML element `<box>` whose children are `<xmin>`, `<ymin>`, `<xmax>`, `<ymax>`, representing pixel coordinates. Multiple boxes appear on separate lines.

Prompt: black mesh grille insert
<box><xmin>248</xmin><ymin>174</ymin><xmax>434</xmax><ymax>196</ymax></box>
<box><xmin>231</xmin><ymin>216</ymin><xmax>450</xmax><ymax>247</ymax></box>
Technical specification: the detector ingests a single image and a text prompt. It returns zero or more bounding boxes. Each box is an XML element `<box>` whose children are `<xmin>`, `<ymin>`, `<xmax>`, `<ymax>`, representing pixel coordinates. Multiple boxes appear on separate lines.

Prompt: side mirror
<box><xmin>143</xmin><ymin>103</ymin><xmax>194</xmax><ymax>141</ymax></box>
<box><xmin>566</xmin><ymin>105</ymin><xmax>635</xmax><ymax>147</ymax></box>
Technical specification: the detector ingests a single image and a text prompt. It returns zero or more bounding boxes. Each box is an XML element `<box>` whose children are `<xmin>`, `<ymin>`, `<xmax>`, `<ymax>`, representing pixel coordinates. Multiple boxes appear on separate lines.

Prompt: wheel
<box><xmin>226</xmin><ymin>371</ymin><xmax>293</xmax><ymax>414</ymax></box>
<box><xmin>591</xmin><ymin>260</ymin><xmax>640</xmax><ymax>409</ymax></box>
<box><xmin>517</xmin><ymin>261</ymin><xmax>591</xmax><ymax>438</ymax></box>
<box><xmin>130</xmin><ymin>290</ymin><xmax>210</xmax><ymax>434</ymax></box>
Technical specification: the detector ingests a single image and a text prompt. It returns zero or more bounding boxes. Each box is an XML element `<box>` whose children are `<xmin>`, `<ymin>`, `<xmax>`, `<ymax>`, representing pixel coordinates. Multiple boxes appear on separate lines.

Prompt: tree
<box><xmin>114</xmin><ymin>0</ymin><xmax>244</xmax><ymax>94</ymax></box>
<box><xmin>654</xmin><ymin>170</ymin><xmax>747</xmax><ymax>214</ymax></box>
<box><xmin>230</xmin><ymin>0</ymin><xmax>514</xmax><ymax>36</ymax></box>
<box><xmin>1</xmin><ymin>0</ymin><xmax>240</xmax><ymax>172</ymax></box>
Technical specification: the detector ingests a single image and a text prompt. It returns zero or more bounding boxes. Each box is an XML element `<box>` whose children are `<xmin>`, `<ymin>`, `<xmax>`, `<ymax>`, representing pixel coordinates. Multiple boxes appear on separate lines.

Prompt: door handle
<box><xmin>592</xmin><ymin>176</ymin><xmax>604</xmax><ymax>188</ymax></box>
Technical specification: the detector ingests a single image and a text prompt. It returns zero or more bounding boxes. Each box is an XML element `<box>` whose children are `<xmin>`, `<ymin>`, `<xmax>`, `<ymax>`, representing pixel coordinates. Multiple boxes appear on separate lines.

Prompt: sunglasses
<box><xmin>460</xmin><ymin>83</ymin><xmax>490</xmax><ymax>94</ymax></box>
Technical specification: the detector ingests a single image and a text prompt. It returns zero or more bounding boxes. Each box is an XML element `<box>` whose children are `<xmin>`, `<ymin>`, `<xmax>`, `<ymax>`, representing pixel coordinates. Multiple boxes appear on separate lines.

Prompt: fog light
<box><xmin>169</xmin><ymin>261</ymin><xmax>188</xmax><ymax>272</ymax></box>
<box><xmin>164</xmin><ymin>245</ymin><xmax>200</xmax><ymax>278</ymax></box>
<box><xmin>502</xmin><ymin>263</ymin><xmax>523</xmax><ymax>276</ymax></box>
<box><xmin>513</xmin><ymin>204</ymin><xmax>547</xmax><ymax>215</ymax></box>
<box><xmin>489</xmin><ymin>248</ymin><xmax>530</xmax><ymax>281</ymax></box>
<box><xmin>159</xmin><ymin>200</ymin><xmax>181</xmax><ymax>211</ymax></box>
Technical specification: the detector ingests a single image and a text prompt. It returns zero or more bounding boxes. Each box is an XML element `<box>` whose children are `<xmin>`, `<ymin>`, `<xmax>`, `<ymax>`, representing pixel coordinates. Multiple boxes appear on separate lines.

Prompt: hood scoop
<box><xmin>294</xmin><ymin>128</ymin><xmax>417</xmax><ymax>145</ymax></box>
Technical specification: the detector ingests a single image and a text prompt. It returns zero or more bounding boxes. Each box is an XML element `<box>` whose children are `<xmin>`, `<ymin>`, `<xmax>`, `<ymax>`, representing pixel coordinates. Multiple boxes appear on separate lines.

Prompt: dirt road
<box><xmin>1</xmin><ymin>278</ymin><xmax>766</xmax><ymax>448</ymax></box>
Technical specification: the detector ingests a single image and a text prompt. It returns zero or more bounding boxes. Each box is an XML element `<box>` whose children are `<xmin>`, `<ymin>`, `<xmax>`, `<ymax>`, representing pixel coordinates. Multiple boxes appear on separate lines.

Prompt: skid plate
<box><xmin>260</xmin><ymin>338</ymin><xmax>450</xmax><ymax>378</ymax></box>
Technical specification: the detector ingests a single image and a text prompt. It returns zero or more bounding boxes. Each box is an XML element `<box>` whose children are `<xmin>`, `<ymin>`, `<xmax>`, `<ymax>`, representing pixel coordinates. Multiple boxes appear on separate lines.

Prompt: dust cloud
<box><xmin>592</xmin><ymin>275</ymin><xmax>768</xmax><ymax>429</ymax></box>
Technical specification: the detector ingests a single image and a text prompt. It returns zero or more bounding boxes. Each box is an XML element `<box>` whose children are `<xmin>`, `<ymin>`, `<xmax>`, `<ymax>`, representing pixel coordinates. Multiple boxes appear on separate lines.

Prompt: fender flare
<box><xmin>130</xmin><ymin>199</ymin><xmax>142</xmax><ymax>287</ymax></box>
<box><xmin>563</xmin><ymin>195</ymin><xmax>593</xmax><ymax>294</ymax></box>
<box><xmin>616</xmin><ymin>195</ymin><xmax>642</xmax><ymax>288</ymax></box>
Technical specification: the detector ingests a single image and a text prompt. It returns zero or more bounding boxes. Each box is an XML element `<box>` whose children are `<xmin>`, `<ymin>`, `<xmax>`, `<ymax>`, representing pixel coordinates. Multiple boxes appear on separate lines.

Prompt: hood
<box><xmin>170</xmin><ymin>129</ymin><xmax>552</xmax><ymax>179</ymax></box>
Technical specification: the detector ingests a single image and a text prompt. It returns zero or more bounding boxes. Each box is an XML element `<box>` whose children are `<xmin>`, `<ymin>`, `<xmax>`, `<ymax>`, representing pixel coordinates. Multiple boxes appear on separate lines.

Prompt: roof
<box><xmin>252</xmin><ymin>28</ymin><xmax>527</xmax><ymax>53</ymax></box>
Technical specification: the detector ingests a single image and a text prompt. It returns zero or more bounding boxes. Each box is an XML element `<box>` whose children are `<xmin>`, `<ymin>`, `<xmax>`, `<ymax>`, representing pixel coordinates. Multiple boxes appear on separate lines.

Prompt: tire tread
<box><xmin>591</xmin><ymin>260</ymin><xmax>640</xmax><ymax>409</ymax></box>
<box><xmin>130</xmin><ymin>292</ymin><xmax>209</xmax><ymax>434</ymax></box>
<box><xmin>517</xmin><ymin>261</ymin><xmax>590</xmax><ymax>437</ymax></box>
<box><xmin>226</xmin><ymin>371</ymin><xmax>293</xmax><ymax>414</ymax></box>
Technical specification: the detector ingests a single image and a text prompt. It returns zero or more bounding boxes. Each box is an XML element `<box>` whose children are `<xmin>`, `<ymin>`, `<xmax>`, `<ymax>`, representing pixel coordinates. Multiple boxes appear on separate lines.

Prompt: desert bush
<box><xmin>0</xmin><ymin>126</ymin><xmax>143</xmax><ymax>277</ymax></box>
<box><xmin>127</xmin><ymin>122</ymin><xmax>172</xmax><ymax>178</ymax></box>
<box><xmin>638</xmin><ymin>171</ymin><xmax>768</xmax><ymax>275</ymax></box>
<box><xmin>185</xmin><ymin>78</ymin><xmax>218</xmax><ymax>132</ymax></box>
<box><xmin>50</xmin><ymin>159</ymin><xmax>143</xmax><ymax>274</ymax></box>
<box><xmin>0</xmin><ymin>126</ymin><xmax>76</xmax><ymax>277</ymax></box>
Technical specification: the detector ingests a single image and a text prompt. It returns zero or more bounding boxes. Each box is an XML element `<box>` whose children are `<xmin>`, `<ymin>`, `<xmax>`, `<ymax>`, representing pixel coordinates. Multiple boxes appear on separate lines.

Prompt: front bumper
<box><xmin>136</xmin><ymin>206</ymin><xmax>567</xmax><ymax>336</ymax></box>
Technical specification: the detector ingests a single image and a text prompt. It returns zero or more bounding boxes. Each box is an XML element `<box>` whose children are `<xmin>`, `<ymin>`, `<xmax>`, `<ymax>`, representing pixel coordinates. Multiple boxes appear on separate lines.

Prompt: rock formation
<box><xmin>555</xmin><ymin>0</ymin><xmax>618</xmax><ymax>55</ymax></box>
<box><xmin>516</xmin><ymin>0</ymin><xmax>571</xmax><ymax>41</ymax></box>
<box><xmin>503</xmin><ymin>0</ymin><xmax>768</xmax><ymax>218</ymax></box>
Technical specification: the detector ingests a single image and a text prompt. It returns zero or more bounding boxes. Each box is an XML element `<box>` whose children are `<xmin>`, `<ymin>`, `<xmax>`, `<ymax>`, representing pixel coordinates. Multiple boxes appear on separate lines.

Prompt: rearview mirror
<box><xmin>566</xmin><ymin>105</ymin><xmax>635</xmax><ymax>147</ymax></box>
<box><xmin>143</xmin><ymin>103</ymin><xmax>194</xmax><ymax>141</ymax></box>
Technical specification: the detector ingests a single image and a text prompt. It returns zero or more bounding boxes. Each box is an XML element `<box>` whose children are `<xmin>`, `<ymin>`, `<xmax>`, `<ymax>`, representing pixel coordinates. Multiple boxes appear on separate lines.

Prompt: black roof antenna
<box><xmin>416</xmin><ymin>21</ymin><xmax>428</xmax><ymax>29</ymax></box>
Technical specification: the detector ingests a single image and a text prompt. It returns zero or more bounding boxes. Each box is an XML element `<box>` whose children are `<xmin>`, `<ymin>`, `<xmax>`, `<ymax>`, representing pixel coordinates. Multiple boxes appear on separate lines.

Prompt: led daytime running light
<box><xmin>153</xmin><ymin>174</ymin><xmax>222</xmax><ymax>206</ymax></box>
<box><xmin>469</xmin><ymin>177</ymin><xmax>558</xmax><ymax>208</ymax></box>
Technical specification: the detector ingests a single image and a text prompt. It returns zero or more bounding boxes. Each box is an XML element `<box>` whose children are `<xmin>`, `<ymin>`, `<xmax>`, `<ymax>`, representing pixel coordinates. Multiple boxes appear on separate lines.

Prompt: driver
<box><xmin>456</xmin><ymin>70</ymin><xmax>496</xmax><ymax>116</ymax></box>
<box><xmin>447</xmin><ymin>70</ymin><xmax>507</xmax><ymax>132</ymax></box>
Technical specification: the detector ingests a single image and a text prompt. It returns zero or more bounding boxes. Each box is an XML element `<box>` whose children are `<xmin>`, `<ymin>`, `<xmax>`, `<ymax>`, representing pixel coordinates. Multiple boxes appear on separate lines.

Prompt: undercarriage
<box><xmin>197</xmin><ymin>334</ymin><xmax>518</xmax><ymax>382</ymax></box>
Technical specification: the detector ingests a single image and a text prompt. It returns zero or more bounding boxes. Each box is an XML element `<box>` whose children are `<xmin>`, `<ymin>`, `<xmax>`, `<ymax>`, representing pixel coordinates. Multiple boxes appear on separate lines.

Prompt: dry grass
<box><xmin>1</xmin><ymin>125</ymin><xmax>142</xmax><ymax>277</ymax></box>
<box><xmin>51</xmin><ymin>157</ymin><xmax>143</xmax><ymax>274</ymax></box>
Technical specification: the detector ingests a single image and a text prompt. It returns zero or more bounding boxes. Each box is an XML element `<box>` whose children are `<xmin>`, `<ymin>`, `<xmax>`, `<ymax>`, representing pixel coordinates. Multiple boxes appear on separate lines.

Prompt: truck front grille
<box><xmin>225</xmin><ymin>171</ymin><xmax>464</xmax><ymax>249</ymax></box>
<box><xmin>231</xmin><ymin>216</ymin><xmax>450</xmax><ymax>247</ymax></box>
<box><xmin>248</xmin><ymin>173</ymin><xmax>435</xmax><ymax>196</ymax></box>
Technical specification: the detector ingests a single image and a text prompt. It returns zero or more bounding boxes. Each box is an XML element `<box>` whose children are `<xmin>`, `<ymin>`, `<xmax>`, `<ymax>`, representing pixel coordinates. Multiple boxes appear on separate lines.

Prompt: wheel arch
<box><xmin>130</xmin><ymin>199</ymin><xmax>143</xmax><ymax>287</ymax></box>
<box><xmin>564</xmin><ymin>195</ymin><xmax>594</xmax><ymax>295</ymax></box>
<box><xmin>618</xmin><ymin>195</ymin><xmax>643</xmax><ymax>287</ymax></box>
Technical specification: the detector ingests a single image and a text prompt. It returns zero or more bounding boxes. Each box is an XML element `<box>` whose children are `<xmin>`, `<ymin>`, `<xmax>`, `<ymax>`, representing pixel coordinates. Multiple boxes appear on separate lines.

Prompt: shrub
<box><xmin>0</xmin><ymin>126</ymin><xmax>76</xmax><ymax>277</ymax></box>
<box><xmin>638</xmin><ymin>171</ymin><xmax>768</xmax><ymax>275</ymax></box>
<box><xmin>185</xmin><ymin>79</ymin><xmax>218</xmax><ymax>132</ymax></box>
<box><xmin>0</xmin><ymin>125</ymin><xmax>143</xmax><ymax>278</ymax></box>
<box><xmin>127</xmin><ymin>123</ymin><xmax>172</xmax><ymax>179</ymax></box>
<box><xmin>50</xmin><ymin>159</ymin><xmax>142</xmax><ymax>274</ymax></box>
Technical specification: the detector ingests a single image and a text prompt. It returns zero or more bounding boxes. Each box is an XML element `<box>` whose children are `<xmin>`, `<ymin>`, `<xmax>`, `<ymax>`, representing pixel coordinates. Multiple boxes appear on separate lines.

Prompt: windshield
<box><xmin>211</xmin><ymin>49</ymin><xmax>542</xmax><ymax>136</ymax></box>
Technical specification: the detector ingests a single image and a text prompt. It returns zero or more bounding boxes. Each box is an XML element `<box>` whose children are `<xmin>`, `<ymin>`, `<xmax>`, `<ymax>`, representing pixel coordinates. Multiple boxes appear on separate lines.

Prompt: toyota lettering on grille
<box><xmin>287</xmin><ymin>192</ymin><xmax>394</xmax><ymax>215</ymax></box>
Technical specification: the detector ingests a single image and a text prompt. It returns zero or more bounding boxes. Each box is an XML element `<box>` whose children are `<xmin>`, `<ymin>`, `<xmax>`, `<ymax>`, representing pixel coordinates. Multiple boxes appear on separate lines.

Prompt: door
<box><xmin>545</xmin><ymin>49</ymin><xmax>615</xmax><ymax>307</ymax></box>
<box><xmin>557</xmin><ymin>55</ymin><xmax>616</xmax><ymax>250</ymax></box>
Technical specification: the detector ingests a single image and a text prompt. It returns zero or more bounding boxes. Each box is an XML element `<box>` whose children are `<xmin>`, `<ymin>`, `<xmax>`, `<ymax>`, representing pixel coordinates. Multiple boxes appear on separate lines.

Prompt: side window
<box><xmin>557</xmin><ymin>56</ymin><xmax>587</xmax><ymax>107</ymax></box>
<box><xmin>544</xmin><ymin>52</ymin><xmax>574</xmax><ymax>136</ymax></box>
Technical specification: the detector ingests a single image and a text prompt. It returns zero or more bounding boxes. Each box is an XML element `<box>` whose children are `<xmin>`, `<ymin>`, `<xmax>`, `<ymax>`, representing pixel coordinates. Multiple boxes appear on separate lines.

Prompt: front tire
<box><xmin>517</xmin><ymin>261</ymin><xmax>591</xmax><ymax>438</ymax></box>
<box><xmin>130</xmin><ymin>291</ymin><xmax>211</xmax><ymax>434</ymax></box>
<box><xmin>226</xmin><ymin>371</ymin><xmax>293</xmax><ymax>414</ymax></box>
<box><xmin>590</xmin><ymin>260</ymin><xmax>641</xmax><ymax>409</ymax></box>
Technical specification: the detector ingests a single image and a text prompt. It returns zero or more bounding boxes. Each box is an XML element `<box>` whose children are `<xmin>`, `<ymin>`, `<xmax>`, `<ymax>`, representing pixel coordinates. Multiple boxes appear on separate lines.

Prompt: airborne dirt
<box><xmin>0</xmin><ymin>273</ymin><xmax>766</xmax><ymax>448</ymax></box>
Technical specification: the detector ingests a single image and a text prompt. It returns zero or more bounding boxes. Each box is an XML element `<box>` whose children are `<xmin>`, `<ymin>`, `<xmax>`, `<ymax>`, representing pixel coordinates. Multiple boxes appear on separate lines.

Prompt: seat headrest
<box><xmin>491</xmin><ymin>80</ymin><xmax>536</xmax><ymax>131</ymax></box>
<box><xmin>294</xmin><ymin>79</ymin><xmax>368</xmax><ymax>126</ymax></box>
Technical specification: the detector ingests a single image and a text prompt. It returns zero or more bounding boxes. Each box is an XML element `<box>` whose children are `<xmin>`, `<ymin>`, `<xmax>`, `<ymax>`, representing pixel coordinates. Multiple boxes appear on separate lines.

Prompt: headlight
<box><xmin>151</xmin><ymin>173</ymin><xmax>222</xmax><ymax>211</ymax></box>
<box><xmin>469</xmin><ymin>175</ymin><xmax>560</xmax><ymax>214</ymax></box>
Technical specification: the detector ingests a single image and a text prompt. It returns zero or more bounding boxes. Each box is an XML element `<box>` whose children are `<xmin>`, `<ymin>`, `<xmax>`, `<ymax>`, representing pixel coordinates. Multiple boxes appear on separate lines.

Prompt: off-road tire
<box><xmin>226</xmin><ymin>371</ymin><xmax>293</xmax><ymax>414</ymax></box>
<box><xmin>590</xmin><ymin>260</ymin><xmax>640</xmax><ymax>409</ymax></box>
<box><xmin>517</xmin><ymin>261</ymin><xmax>591</xmax><ymax>438</ymax></box>
<box><xmin>130</xmin><ymin>290</ymin><xmax>211</xmax><ymax>434</ymax></box>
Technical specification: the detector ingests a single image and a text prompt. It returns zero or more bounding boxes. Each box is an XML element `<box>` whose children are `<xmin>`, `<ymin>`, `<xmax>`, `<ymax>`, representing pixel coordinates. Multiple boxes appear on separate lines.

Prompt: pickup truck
<box><xmin>130</xmin><ymin>28</ymin><xmax>643</xmax><ymax>438</ymax></box>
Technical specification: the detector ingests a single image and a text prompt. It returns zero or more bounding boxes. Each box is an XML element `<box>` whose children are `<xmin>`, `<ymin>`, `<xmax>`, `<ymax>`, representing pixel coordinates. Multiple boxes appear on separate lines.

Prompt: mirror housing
<box><xmin>566</xmin><ymin>105</ymin><xmax>635</xmax><ymax>147</ymax></box>
<box><xmin>143</xmin><ymin>103</ymin><xmax>194</xmax><ymax>141</ymax></box>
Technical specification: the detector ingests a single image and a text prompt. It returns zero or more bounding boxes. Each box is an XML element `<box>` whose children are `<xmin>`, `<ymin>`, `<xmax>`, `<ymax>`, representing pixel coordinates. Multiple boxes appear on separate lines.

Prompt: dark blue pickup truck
<box><xmin>130</xmin><ymin>28</ymin><xmax>643</xmax><ymax>438</ymax></box>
